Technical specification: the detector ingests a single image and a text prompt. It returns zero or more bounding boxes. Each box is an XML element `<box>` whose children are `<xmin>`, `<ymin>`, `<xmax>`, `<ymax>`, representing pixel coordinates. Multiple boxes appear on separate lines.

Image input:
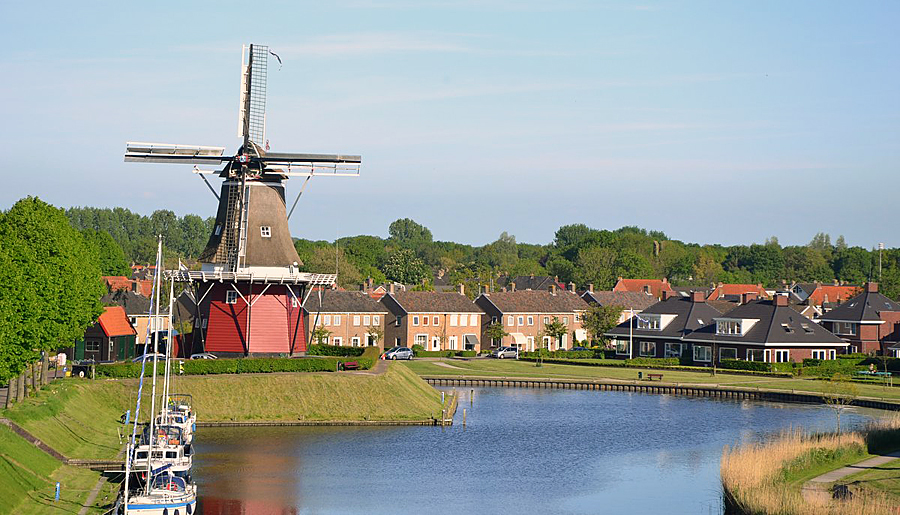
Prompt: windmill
<box><xmin>124</xmin><ymin>44</ymin><xmax>360</xmax><ymax>356</ymax></box>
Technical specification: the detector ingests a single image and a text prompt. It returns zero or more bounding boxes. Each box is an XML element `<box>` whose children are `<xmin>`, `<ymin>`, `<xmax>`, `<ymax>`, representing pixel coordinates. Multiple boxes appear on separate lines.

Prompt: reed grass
<box><xmin>721</xmin><ymin>417</ymin><xmax>900</xmax><ymax>514</ymax></box>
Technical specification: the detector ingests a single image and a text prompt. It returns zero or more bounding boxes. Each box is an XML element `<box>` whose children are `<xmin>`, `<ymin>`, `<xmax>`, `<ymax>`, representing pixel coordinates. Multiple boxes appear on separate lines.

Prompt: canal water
<box><xmin>192</xmin><ymin>387</ymin><xmax>884</xmax><ymax>514</ymax></box>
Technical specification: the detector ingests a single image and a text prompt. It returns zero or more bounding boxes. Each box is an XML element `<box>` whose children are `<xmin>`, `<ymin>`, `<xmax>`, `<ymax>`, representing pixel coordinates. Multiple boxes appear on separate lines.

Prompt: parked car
<box><xmin>190</xmin><ymin>352</ymin><xmax>218</xmax><ymax>360</ymax></box>
<box><xmin>491</xmin><ymin>347</ymin><xmax>519</xmax><ymax>359</ymax></box>
<box><xmin>382</xmin><ymin>347</ymin><xmax>413</xmax><ymax>360</ymax></box>
<box><xmin>132</xmin><ymin>353</ymin><xmax>166</xmax><ymax>363</ymax></box>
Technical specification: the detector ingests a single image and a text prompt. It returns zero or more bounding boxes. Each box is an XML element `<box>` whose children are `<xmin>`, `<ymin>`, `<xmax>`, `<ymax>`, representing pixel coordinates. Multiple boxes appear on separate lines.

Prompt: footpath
<box><xmin>801</xmin><ymin>450</ymin><xmax>900</xmax><ymax>503</ymax></box>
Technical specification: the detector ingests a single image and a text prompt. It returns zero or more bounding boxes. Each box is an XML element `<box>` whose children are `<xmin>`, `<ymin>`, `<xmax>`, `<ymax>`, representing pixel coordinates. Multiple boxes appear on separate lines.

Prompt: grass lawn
<box><xmin>841</xmin><ymin>455</ymin><xmax>900</xmax><ymax>501</ymax></box>
<box><xmin>401</xmin><ymin>358</ymin><xmax>900</xmax><ymax>402</ymax></box>
<box><xmin>0</xmin><ymin>424</ymin><xmax>107</xmax><ymax>515</ymax></box>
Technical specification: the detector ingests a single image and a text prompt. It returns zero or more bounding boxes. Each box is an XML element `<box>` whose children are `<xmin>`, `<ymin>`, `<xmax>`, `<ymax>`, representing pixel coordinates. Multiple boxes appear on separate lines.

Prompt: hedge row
<box><xmin>307</xmin><ymin>344</ymin><xmax>366</xmax><ymax>357</ymax></box>
<box><xmin>95</xmin><ymin>347</ymin><xmax>379</xmax><ymax>378</ymax></box>
<box><xmin>413</xmin><ymin>350</ymin><xmax>478</xmax><ymax>358</ymax></box>
<box><xmin>519</xmin><ymin>350</ymin><xmax>597</xmax><ymax>359</ymax></box>
<box><xmin>516</xmin><ymin>357</ymin><xmax>793</xmax><ymax>377</ymax></box>
<box><xmin>625</xmin><ymin>357</ymin><xmax>680</xmax><ymax>366</ymax></box>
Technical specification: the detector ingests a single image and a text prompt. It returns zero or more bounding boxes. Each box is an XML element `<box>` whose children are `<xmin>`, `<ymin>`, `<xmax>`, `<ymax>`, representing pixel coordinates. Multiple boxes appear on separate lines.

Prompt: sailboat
<box><xmin>119</xmin><ymin>237</ymin><xmax>198</xmax><ymax>515</ymax></box>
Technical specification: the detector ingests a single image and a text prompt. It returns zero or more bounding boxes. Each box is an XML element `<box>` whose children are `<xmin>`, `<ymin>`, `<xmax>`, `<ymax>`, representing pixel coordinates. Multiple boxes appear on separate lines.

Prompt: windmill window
<box><xmin>226</xmin><ymin>290</ymin><xmax>238</xmax><ymax>304</ymax></box>
<box><xmin>214</xmin><ymin>225</ymin><xmax>222</xmax><ymax>236</ymax></box>
<box><xmin>260</xmin><ymin>226</ymin><xmax>272</xmax><ymax>238</ymax></box>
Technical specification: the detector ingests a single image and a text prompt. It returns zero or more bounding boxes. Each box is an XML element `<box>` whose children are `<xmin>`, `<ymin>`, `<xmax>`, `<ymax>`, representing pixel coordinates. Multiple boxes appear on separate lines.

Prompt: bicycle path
<box><xmin>801</xmin><ymin>450</ymin><xmax>900</xmax><ymax>503</ymax></box>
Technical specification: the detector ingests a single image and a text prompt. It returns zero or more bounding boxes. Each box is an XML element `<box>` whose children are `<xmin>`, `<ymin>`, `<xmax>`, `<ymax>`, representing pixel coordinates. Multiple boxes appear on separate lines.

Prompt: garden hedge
<box><xmin>95</xmin><ymin>347</ymin><xmax>379</xmax><ymax>379</ymax></box>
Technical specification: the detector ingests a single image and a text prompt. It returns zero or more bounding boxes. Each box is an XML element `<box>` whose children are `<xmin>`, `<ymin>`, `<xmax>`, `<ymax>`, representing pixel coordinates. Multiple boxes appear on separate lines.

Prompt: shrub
<box><xmin>411</xmin><ymin>344</ymin><xmax>425</xmax><ymax>352</ymax></box>
<box><xmin>720</xmin><ymin>359</ymin><xmax>772</xmax><ymax>373</ymax></box>
<box><xmin>625</xmin><ymin>357</ymin><xmax>680</xmax><ymax>366</ymax></box>
<box><xmin>457</xmin><ymin>350</ymin><xmax>477</xmax><ymax>358</ymax></box>
<box><xmin>413</xmin><ymin>350</ymin><xmax>454</xmax><ymax>358</ymax></box>
<box><xmin>307</xmin><ymin>344</ymin><xmax>365</xmax><ymax>357</ymax></box>
<box><xmin>519</xmin><ymin>350</ymin><xmax>596</xmax><ymax>359</ymax></box>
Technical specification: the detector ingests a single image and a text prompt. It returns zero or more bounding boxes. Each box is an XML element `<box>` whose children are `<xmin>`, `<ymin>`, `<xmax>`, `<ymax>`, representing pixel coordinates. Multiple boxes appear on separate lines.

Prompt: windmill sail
<box><xmin>238</xmin><ymin>44</ymin><xmax>269</xmax><ymax>149</ymax></box>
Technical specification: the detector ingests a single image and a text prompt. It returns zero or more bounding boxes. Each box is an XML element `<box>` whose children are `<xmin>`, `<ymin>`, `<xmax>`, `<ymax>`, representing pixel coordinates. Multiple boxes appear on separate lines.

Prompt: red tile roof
<box><xmin>97</xmin><ymin>306</ymin><xmax>137</xmax><ymax>337</ymax></box>
<box><xmin>807</xmin><ymin>285</ymin><xmax>860</xmax><ymax>306</ymax></box>
<box><xmin>612</xmin><ymin>278</ymin><xmax>673</xmax><ymax>299</ymax></box>
<box><xmin>707</xmin><ymin>283</ymin><xmax>768</xmax><ymax>300</ymax></box>
<box><xmin>102</xmin><ymin>276</ymin><xmax>154</xmax><ymax>297</ymax></box>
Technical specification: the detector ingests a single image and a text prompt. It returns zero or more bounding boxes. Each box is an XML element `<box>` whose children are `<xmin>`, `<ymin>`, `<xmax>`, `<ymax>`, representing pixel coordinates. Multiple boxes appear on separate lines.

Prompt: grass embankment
<box><xmin>402</xmin><ymin>358</ymin><xmax>900</xmax><ymax>402</ymax></box>
<box><xmin>843</xmin><ymin>458</ymin><xmax>900</xmax><ymax>501</ymax></box>
<box><xmin>720</xmin><ymin>418</ymin><xmax>900</xmax><ymax>514</ymax></box>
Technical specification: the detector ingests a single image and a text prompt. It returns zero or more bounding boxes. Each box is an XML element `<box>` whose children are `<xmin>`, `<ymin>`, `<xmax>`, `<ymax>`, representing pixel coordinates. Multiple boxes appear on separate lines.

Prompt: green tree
<box><xmin>692</xmin><ymin>252</ymin><xmax>725</xmax><ymax>286</ymax></box>
<box><xmin>81</xmin><ymin>228</ymin><xmax>130</xmax><ymax>276</ymax></box>
<box><xmin>484</xmin><ymin>322</ymin><xmax>509</xmax><ymax>347</ymax></box>
<box><xmin>783</xmin><ymin>246</ymin><xmax>834</xmax><ymax>283</ymax></box>
<box><xmin>0</xmin><ymin>198</ymin><xmax>104</xmax><ymax>393</ymax></box>
<box><xmin>381</xmin><ymin>249</ymin><xmax>429</xmax><ymax>284</ymax></box>
<box><xmin>302</xmin><ymin>246</ymin><xmax>363</xmax><ymax>290</ymax></box>
<box><xmin>366</xmin><ymin>325</ymin><xmax>384</xmax><ymax>348</ymax></box>
<box><xmin>311</xmin><ymin>326</ymin><xmax>332</xmax><ymax>345</ymax></box>
<box><xmin>575</xmin><ymin>246</ymin><xmax>617</xmax><ymax>290</ymax></box>
<box><xmin>582</xmin><ymin>304</ymin><xmax>622</xmax><ymax>344</ymax></box>
<box><xmin>388</xmin><ymin>218</ymin><xmax>432</xmax><ymax>249</ymax></box>
<box><xmin>822</xmin><ymin>373</ymin><xmax>859</xmax><ymax>432</ymax></box>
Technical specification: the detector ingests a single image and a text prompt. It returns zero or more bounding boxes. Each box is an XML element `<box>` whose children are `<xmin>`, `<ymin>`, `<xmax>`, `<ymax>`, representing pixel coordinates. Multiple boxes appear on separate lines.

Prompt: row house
<box><xmin>605</xmin><ymin>291</ymin><xmax>722</xmax><ymax>360</ymax></box>
<box><xmin>304</xmin><ymin>291</ymin><xmax>390</xmax><ymax>349</ymax></box>
<box><xmin>103</xmin><ymin>275</ymin><xmax>154</xmax><ymax>297</ymax></box>
<box><xmin>706</xmin><ymin>283</ymin><xmax>768</xmax><ymax>301</ymax></box>
<box><xmin>684</xmin><ymin>294</ymin><xmax>847</xmax><ymax>364</ymax></box>
<box><xmin>581</xmin><ymin>287</ymin><xmax>658</xmax><ymax>325</ymax></box>
<box><xmin>612</xmin><ymin>277</ymin><xmax>673</xmax><ymax>300</ymax></box>
<box><xmin>819</xmin><ymin>282</ymin><xmax>900</xmax><ymax>355</ymax></box>
<box><xmin>382</xmin><ymin>289</ymin><xmax>484</xmax><ymax>352</ymax></box>
<box><xmin>475</xmin><ymin>285</ymin><xmax>588</xmax><ymax>351</ymax></box>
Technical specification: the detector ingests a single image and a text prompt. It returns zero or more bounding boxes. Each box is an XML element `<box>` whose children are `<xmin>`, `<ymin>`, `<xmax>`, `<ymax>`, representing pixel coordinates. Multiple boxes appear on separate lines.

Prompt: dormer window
<box><xmin>260</xmin><ymin>226</ymin><xmax>272</xmax><ymax>238</ymax></box>
<box><xmin>635</xmin><ymin>315</ymin><xmax>661</xmax><ymax>330</ymax></box>
<box><xmin>717</xmin><ymin>320</ymin><xmax>742</xmax><ymax>335</ymax></box>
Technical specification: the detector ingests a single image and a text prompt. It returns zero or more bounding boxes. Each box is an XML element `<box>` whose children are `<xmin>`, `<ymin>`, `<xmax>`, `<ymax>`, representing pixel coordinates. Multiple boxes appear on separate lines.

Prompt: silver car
<box><xmin>383</xmin><ymin>346</ymin><xmax>413</xmax><ymax>360</ymax></box>
<box><xmin>491</xmin><ymin>346</ymin><xmax>519</xmax><ymax>359</ymax></box>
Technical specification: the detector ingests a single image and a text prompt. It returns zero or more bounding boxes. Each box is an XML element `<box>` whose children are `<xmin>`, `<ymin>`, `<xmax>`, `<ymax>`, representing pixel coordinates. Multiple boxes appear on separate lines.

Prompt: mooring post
<box><xmin>470</xmin><ymin>389</ymin><xmax>474</xmax><ymax>405</ymax></box>
<box><xmin>463</xmin><ymin>408</ymin><xmax>467</xmax><ymax>427</ymax></box>
<box><xmin>442</xmin><ymin>391</ymin><xmax>445</xmax><ymax>404</ymax></box>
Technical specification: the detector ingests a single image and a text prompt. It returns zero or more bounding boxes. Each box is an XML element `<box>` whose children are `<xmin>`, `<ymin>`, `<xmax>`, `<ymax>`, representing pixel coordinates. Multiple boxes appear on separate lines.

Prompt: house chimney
<box><xmin>588</xmin><ymin>283</ymin><xmax>594</xmax><ymax>293</ymax></box>
<box><xmin>458</xmin><ymin>284</ymin><xmax>465</xmax><ymax>296</ymax></box>
<box><xmin>617</xmin><ymin>276</ymin><xmax>623</xmax><ymax>282</ymax></box>
<box><xmin>550</xmin><ymin>284</ymin><xmax>557</xmax><ymax>294</ymax></box>
<box><xmin>691</xmin><ymin>291</ymin><xmax>706</xmax><ymax>303</ymax></box>
<box><xmin>833</xmin><ymin>279</ymin><xmax>839</xmax><ymax>286</ymax></box>
<box><xmin>662</xmin><ymin>277</ymin><xmax>668</xmax><ymax>284</ymax></box>
<box><xmin>501</xmin><ymin>287</ymin><xmax>507</xmax><ymax>292</ymax></box>
<box><xmin>775</xmin><ymin>294</ymin><xmax>788</xmax><ymax>307</ymax></box>
<box><xmin>568</xmin><ymin>282</ymin><xmax>576</xmax><ymax>293</ymax></box>
<box><xmin>662</xmin><ymin>290</ymin><xmax>674</xmax><ymax>301</ymax></box>
<box><xmin>132</xmin><ymin>281</ymin><xmax>141</xmax><ymax>294</ymax></box>
<box><xmin>510</xmin><ymin>282</ymin><xmax>516</xmax><ymax>292</ymax></box>
<box><xmin>867</xmin><ymin>282</ymin><xmax>879</xmax><ymax>293</ymax></box>
<box><xmin>554</xmin><ymin>275</ymin><xmax>559</xmax><ymax>284</ymax></box>
<box><xmin>741</xmin><ymin>292</ymin><xmax>758</xmax><ymax>304</ymax></box>
<box><xmin>389</xmin><ymin>283</ymin><xmax>395</xmax><ymax>295</ymax></box>
<box><xmin>367</xmin><ymin>277</ymin><xmax>374</xmax><ymax>290</ymax></box>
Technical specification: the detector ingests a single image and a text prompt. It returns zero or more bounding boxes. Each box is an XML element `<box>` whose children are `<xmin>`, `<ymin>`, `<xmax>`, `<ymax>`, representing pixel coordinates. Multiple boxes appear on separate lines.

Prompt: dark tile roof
<box><xmin>605</xmin><ymin>297</ymin><xmax>723</xmax><ymax>340</ymax></box>
<box><xmin>670</xmin><ymin>286</ymin><xmax>712</xmax><ymax>298</ymax></box>
<box><xmin>304</xmin><ymin>291</ymin><xmax>389</xmax><ymax>313</ymax></box>
<box><xmin>388</xmin><ymin>291</ymin><xmax>482</xmax><ymax>313</ymax></box>
<box><xmin>101</xmin><ymin>289</ymin><xmax>168</xmax><ymax>316</ymax></box>
<box><xmin>706</xmin><ymin>299</ymin><xmax>740</xmax><ymax>315</ymax></box>
<box><xmin>478</xmin><ymin>290</ymin><xmax>588</xmax><ymax>314</ymax></box>
<box><xmin>582</xmin><ymin>291</ymin><xmax>657</xmax><ymax>311</ymax></box>
<box><xmin>819</xmin><ymin>288</ymin><xmax>900</xmax><ymax>323</ymax></box>
<box><xmin>686</xmin><ymin>299</ymin><xmax>846</xmax><ymax>346</ymax></box>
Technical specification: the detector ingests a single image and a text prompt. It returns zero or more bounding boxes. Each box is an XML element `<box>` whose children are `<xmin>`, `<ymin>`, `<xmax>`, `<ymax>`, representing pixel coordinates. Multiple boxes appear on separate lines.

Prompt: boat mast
<box><xmin>162</xmin><ymin>273</ymin><xmax>176</xmax><ymax>421</ymax></box>
<box><xmin>144</xmin><ymin>236</ymin><xmax>164</xmax><ymax>494</ymax></box>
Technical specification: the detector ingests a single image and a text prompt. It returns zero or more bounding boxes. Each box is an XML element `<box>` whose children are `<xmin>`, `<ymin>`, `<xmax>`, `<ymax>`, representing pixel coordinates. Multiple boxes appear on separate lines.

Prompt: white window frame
<box><xmin>423</xmin><ymin>316</ymin><xmax>429</xmax><ymax>326</ymax></box>
<box><xmin>517</xmin><ymin>316</ymin><xmax>524</xmax><ymax>326</ymax></box>
<box><xmin>353</xmin><ymin>315</ymin><xmax>361</xmax><ymax>326</ymax></box>
<box><xmin>323</xmin><ymin>315</ymin><xmax>331</xmax><ymax>326</ymax></box>
<box><xmin>332</xmin><ymin>337</ymin><xmax>343</xmax><ymax>346</ymax></box>
<box><xmin>415</xmin><ymin>334</ymin><xmax>427</xmax><ymax>347</ymax></box>
<box><xmin>470</xmin><ymin>314</ymin><xmax>477</xmax><ymax>326</ymax></box>
<box><xmin>746</xmin><ymin>348</ymin><xmax>764</xmax><ymax>362</ymax></box>
<box><xmin>351</xmin><ymin>337</ymin><xmax>361</xmax><ymax>347</ymax></box>
<box><xmin>333</xmin><ymin>315</ymin><xmax>341</xmax><ymax>326</ymax></box>
<box><xmin>772</xmin><ymin>350</ymin><xmax>790</xmax><ymax>363</ymax></box>
<box><xmin>543</xmin><ymin>316</ymin><xmax>550</xmax><ymax>324</ymax></box>
<box><xmin>563</xmin><ymin>317</ymin><xmax>569</xmax><ymax>325</ymax></box>
<box><xmin>664</xmin><ymin>343</ymin><xmax>682</xmax><ymax>358</ymax></box>
<box><xmin>373</xmin><ymin>315</ymin><xmax>380</xmax><ymax>325</ymax></box>
<box><xmin>615</xmin><ymin>340</ymin><xmax>629</xmax><ymax>355</ymax></box>
<box><xmin>716</xmin><ymin>320</ymin><xmax>742</xmax><ymax>335</ymax></box>
<box><xmin>226</xmin><ymin>290</ymin><xmax>238</xmax><ymax>304</ymax></box>
<box><xmin>639</xmin><ymin>341</ymin><xmax>656</xmax><ymax>357</ymax></box>
<box><xmin>413</xmin><ymin>316</ymin><xmax>419</xmax><ymax>326</ymax></box>
<box><xmin>527</xmin><ymin>336</ymin><xmax>534</xmax><ymax>351</ymax></box>
<box><xmin>449</xmin><ymin>335</ymin><xmax>458</xmax><ymax>350</ymax></box>
<box><xmin>431</xmin><ymin>336</ymin><xmax>440</xmax><ymax>350</ymax></box>
<box><xmin>719</xmin><ymin>347</ymin><xmax>738</xmax><ymax>361</ymax></box>
<box><xmin>260</xmin><ymin>226</ymin><xmax>272</xmax><ymax>238</ymax></box>
<box><xmin>527</xmin><ymin>316</ymin><xmax>534</xmax><ymax>326</ymax></box>
<box><xmin>508</xmin><ymin>315</ymin><xmax>514</xmax><ymax>326</ymax></box>
<box><xmin>636</xmin><ymin>316</ymin><xmax>661</xmax><ymax>330</ymax></box>
<box><xmin>364</xmin><ymin>315</ymin><xmax>371</xmax><ymax>325</ymax></box>
<box><xmin>433</xmin><ymin>316</ymin><xmax>439</xmax><ymax>326</ymax></box>
<box><xmin>450</xmin><ymin>314</ymin><xmax>458</xmax><ymax>327</ymax></box>
<box><xmin>693</xmin><ymin>345</ymin><xmax>712</xmax><ymax>362</ymax></box>
<box><xmin>836</xmin><ymin>322</ymin><xmax>857</xmax><ymax>336</ymax></box>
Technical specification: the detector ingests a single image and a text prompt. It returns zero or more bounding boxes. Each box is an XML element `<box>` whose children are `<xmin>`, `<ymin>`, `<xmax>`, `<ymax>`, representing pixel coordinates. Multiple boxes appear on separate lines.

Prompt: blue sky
<box><xmin>2</xmin><ymin>1</ymin><xmax>897</xmax><ymax>248</ymax></box>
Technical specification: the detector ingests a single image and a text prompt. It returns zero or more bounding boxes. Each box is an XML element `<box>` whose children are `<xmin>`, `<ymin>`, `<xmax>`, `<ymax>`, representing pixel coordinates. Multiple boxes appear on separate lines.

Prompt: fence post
<box><xmin>16</xmin><ymin>372</ymin><xmax>25</xmax><ymax>402</ymax></box>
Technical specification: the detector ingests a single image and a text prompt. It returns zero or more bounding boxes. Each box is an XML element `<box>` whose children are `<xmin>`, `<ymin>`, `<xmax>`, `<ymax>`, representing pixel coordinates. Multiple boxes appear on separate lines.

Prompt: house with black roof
<box><xmin>819</xmin><ymin>282</ymin><xmax>900</xmax><ymax>355</ymax></box>
<box><xmin>684</xmin><ymin>295</ymin><xmax>848</xmax><ymax>364</ymax></box>
<box><xmin>581</xmin><ymin>287</ymin><xmax>658</xmax><ymax>325</ymax></box>
<box><xmin>604</xmin><ymin>291</ymin><xmax>723</xmax><ymax>361</ymax></box>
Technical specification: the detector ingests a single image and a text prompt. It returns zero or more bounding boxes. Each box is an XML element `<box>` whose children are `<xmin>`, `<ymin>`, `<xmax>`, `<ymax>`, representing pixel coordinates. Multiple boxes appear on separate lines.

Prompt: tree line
<box><xmin>1</xmin><ymin>198</ymin><xmax>105</xmax><ymax>398</ymax></box>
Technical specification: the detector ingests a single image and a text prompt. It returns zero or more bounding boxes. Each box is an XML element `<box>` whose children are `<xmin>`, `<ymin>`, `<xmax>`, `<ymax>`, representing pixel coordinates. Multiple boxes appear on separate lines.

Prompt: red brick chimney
<box><xmin>661</xmin><ymin>290</ymin><xmax>674</xmax><ymax>301</ymax></box>
<box><xmin>691</xmin><ymin>291</ymin><xmax>705</xmax><ymax>303</ymax></box>
<box><xmin>741</xmin><ymin>292</ymin><xmax>758</xmax><ymax>304</ymax></box>
<box><xmin>867</xmin><ymin>282</ymin><xmax>879</xmax><ymax>293</ymax></box>
<box><xmin>775</xmin><ymin>294</ymin><xmax>788</xmax><ymax>307</ymax></box>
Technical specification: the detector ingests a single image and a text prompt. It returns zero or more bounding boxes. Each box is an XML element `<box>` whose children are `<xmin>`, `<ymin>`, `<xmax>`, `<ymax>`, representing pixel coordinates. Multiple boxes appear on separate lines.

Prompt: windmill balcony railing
<box><xmin>164</xmin><ymin>269</ymin><xmax>336</xmax><ymax>286</ymax></box>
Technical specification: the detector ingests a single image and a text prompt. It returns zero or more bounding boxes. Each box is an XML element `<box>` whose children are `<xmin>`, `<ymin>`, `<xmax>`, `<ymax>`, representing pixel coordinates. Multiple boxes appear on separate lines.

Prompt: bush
<box><xmin>519</xmin><ymin>350</ymin><xmax>596</xmax><ymax>359</ymax></box>
<box><xmin>625</xmin><ymin>357</ymin><xmax>680</xmax><ymax>366</ymax></box>
<box><xmin>307</xmin><ymin>344</ymin><xmax>365</xmax><ymax>357</ymax></box>
<box><xmin>95</xmin><ymin>347</ymin><xmax>380</xmax><ymax>378</ymax></box>
<box><xmin>457</xmin><ymin>350</ymin><xmax>477</xmax><ymax>357</ymax></box>
<box><xmin>411</xmin><ymin>344</ymin><xmax>425</xmax><ymax>352</ymax></box>
<box><xmin>414</xmin><ymin>350</ymin><xmax>454</xmax><ymax>358</ymax></box>
<box><xmin>719</xmin><ymin>359</ymin><xmax>772</xmax><ymax>372</ymax></box>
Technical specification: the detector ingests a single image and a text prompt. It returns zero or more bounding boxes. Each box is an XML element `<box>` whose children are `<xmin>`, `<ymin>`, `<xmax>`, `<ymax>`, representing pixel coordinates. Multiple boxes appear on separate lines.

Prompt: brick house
<box><xmin>103</xmin><ymin>276</ymin><xmax>154</xmax><ymax>297</ymax></box>
<box><xmin>304</xmin><ymin>290</ymin><xmax>390</xmax><ymax>349</ymax></box>
<box><xmin>791</xmin><ymin>282</ymin><xmax>860</xmax><ymax>307</ymax></box>
<box><xmin>69</xmin><ymin>306</ymin><xmax>138</xmax><ymax>362</ymax></box>
<box><xmin>604</xmin><ymin>291</ymin><xmax>723</xmax><ymax>360</ymax></box>
<box><xmin>612</xmin><ymin>277</ymin><xmax>674</xmax><ymax>300</ymax></box>
<box><xmin>474</xmin><ymin>284</ymin><xmax>588</xmax><ymax>351</ymax></box>
<box><xmin>581</xmin><ymin>287</ymin><xmax>658</xmax><ymax>325</ymax></box>
<box><xmin>819</xmin><ymin>282</ymin><xmax>900</xmax><ymax>355</ymax></box>
<box><xmin>706</xmin><ymin>283</ymin><xmax>768</xmax><ymax>301</ymax></box>
<box><xmin>381</xmin><ymin>288</ymin><xmax>483</xmax><ymax>352</ymax></box>
<box><xmin>684</xmin><ymin>294</ymin><xmax>848</xmax><ymax>364</ymax></box>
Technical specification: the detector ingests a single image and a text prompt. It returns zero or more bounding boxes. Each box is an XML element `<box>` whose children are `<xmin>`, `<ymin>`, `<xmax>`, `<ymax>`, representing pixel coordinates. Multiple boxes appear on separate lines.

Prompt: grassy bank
<box><xmin>720</xmin><ymin>418</ymin><xmax>900</xmax><ymax>514</ymax></box>
<box><xmin>402</xmin><ymin>358</ymin><xmax>900</xmax><ymax>402</ymax></box>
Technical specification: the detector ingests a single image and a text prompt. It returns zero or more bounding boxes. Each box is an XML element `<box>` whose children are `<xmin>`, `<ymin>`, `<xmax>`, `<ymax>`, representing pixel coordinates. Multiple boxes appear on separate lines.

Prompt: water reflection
<box><xmin>192</xmin><ymin>389</ymin><xmax>886</xmax><ymax>515</ymax></box>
